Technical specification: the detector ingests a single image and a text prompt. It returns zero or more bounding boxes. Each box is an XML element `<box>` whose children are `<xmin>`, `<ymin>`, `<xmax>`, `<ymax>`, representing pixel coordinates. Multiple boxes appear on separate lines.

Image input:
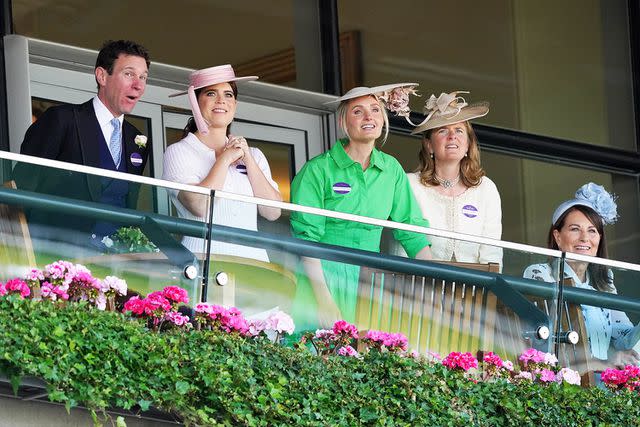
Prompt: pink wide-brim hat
<box><xmin>169</xmin><ymin>64</ymin><xmax>258</xmax><ymax>135</ymax></box>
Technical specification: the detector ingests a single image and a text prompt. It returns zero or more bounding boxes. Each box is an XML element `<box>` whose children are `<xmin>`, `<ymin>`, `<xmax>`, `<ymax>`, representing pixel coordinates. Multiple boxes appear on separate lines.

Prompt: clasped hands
<box><xmin>221</xmin><ymin>134</ymin><xmax>251</xmax><ymax>166</ymax></box>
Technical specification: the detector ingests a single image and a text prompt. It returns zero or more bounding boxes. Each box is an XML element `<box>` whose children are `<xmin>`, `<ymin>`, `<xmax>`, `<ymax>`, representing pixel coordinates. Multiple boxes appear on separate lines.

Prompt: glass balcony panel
<box><xmin>204</xmin><ymin>191</ymin><xmax>562</xmax><ymax>364</ymax></box>
<box><xmin>0</xmin><ymin>154</ymin><xmax>211</xmax><ymax>304</ymax></box>
<box><xmin>561</xmin><ymin>254</ymin><xmax>640</xmax><ymax>383</ymax></box>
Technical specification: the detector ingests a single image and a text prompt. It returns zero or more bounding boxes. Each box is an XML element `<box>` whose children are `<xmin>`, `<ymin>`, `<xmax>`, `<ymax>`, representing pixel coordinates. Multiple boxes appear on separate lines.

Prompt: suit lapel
<box><xmin>75</xmin><ymin>100</ymin><xmax>102</xmax><ymax>169</ymax></box>
<box><xmin>74</xmin><ymin>100</ymin><xmax>102</xmax><ymax>200</ymax></box>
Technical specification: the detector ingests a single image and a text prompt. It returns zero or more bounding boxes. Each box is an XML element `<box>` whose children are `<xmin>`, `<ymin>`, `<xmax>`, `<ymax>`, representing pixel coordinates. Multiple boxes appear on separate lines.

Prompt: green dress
<box><xmin>290</xmin><ymin>139</ymin><xmax>430</xmax><ymax>328</ymax></box>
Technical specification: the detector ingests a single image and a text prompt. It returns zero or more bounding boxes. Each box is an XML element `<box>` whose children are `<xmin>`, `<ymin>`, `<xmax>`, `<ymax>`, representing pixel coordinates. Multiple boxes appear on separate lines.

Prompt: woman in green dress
<box><xmin>290</xmin><ymin>84</ymin><xmax>432</xmax><ymax>328</ymax></box>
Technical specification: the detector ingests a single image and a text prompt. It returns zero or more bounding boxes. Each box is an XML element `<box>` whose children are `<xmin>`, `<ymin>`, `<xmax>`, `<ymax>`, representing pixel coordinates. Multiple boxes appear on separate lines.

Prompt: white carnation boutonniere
<box><xmin>134</xmin><ymin>135</ymin><xmax>148</xmax><ymax>149</ymax></box>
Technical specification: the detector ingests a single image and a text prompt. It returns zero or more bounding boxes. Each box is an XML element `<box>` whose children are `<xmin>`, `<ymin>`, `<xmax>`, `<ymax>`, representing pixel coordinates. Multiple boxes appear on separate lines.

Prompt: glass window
<box><xmin>338</xmin><ymin>0</ymin><xmax>635</xmax><ymax>151</ymax></box>
<box><xmin>382</xmin><ymin>131</ymin><xmax>640</xmax><ymax>264</ymax></box>
<box><xmin>14</xmin><ymin>0</ymin><xmax>295</xmax><ymax>84</ymax></box>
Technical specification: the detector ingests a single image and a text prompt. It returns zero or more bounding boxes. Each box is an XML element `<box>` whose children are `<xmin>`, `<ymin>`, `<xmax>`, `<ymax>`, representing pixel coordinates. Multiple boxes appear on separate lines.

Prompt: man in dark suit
<box><xmin>14</xmin><ymin>39</ymin><xmax>151</xmax><ymax>248</ymax></box>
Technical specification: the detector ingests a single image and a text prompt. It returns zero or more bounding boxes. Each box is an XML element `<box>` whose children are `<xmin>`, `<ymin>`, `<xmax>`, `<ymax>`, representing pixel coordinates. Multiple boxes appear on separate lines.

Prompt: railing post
<box><xmin>200</xmin><ymin>189</ymin><xmax>215</xmax><ymax>303</ymax></box>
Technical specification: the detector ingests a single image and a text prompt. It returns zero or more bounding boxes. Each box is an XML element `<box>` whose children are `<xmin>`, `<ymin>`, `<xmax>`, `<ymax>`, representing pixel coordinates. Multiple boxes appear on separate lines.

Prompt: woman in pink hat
<box><xmin>290</xmin><ymin>84</ymin><xmax>432</xmax><ymax>328</ymax></box>
<box><xmin>162</xmin><ymin>65</ymin><xmax>281</xmax><ymax>262</ymax></box>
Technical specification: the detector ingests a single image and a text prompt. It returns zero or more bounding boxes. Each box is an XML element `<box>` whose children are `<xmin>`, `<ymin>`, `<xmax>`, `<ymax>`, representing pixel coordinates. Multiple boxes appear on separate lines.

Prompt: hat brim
<box><xmin>169</xmin><ymin>76</ymin><xmax>258</xmax><ymax>98</ymax></box>
<box><xmin>410</xmin><ymin>102</ymin><xmax>489</xmax><ymax>135</ymax></box>
<box><xmin>324</xmin><ymin>82</ymin><xmax>418</xmax><ymax>106</ymax></box>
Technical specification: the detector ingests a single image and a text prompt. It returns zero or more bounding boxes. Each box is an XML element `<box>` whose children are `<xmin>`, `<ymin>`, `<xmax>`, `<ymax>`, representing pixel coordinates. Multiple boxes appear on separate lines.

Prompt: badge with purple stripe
<box><xmin>235</xmin><ymin>164</ymin><xmax>247</xmax><ymax>175</ymax></box>
<box><xmin>462</xmin><ymin>204</ymin><xmax>478</xmax><ymax>218</ymax></box>
<box><xmin>332</xmin><ymin>182</ymin><xmax>351</xmax><ymax>195</ymax></box>
<box><xmin>130</xmin><ymin>152</ymin><xmax>143</xmax><ymax>167</ymax></box>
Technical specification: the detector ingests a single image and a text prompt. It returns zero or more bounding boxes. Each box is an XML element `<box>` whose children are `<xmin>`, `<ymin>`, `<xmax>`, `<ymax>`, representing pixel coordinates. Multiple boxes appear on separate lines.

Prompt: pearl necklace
<box><xmin>434</xmin><ymin>174</ymin><xmax>461</xmax><ymax>189</ymax></box>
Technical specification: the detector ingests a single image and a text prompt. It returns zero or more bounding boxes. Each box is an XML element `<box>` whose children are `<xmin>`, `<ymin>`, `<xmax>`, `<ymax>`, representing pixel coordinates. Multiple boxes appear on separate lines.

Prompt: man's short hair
<box><xmin>95</xmin><ymin>40</ymin><xmax>150</xmax><ymax>75</ymax></box>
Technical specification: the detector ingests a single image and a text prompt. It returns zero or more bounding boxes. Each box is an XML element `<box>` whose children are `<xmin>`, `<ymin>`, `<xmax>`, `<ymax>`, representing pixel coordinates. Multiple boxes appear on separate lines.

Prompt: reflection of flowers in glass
<box><xmin>134</xmin><ymin>135</ymin><xmax>147</xmax><ymax>149</ymax></box>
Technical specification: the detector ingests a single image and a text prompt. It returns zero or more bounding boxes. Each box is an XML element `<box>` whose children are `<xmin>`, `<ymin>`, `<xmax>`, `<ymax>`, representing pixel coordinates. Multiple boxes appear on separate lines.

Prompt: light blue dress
<box><xmin>523</xmin><ymin>263</ymin><xmax>635</xmax><ymax>360</ymax></box>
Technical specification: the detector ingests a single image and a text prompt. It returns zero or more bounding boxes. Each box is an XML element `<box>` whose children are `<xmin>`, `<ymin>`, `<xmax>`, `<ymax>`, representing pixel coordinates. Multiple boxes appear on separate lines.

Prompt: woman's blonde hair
<box><xmin>336</xmin><ymin>95</ymin><xmax>390</xmax><ymax>145</ymax></box>
<box><xmin>415</xmin><ymin>121</ymin><xmax>485</xmax><ymax>187</ymax></box>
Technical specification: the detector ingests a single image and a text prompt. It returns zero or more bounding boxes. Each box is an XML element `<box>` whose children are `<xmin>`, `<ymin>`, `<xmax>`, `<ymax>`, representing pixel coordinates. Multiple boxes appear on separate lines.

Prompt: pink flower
<box><xmin>364</xmin><ymin>330</ymin><xmax>408</xmax><ymax>352</ymax></box>
<box><xmin>195</xmin><ymin>303</ymin><xmax>215</xmax><ymax>315</ymax></box>
<box><xmin>52</xmin><ymin>285</ymin><xmax>69</xmax><ymax>301</ymax></box>
<box><xmin>162</xmin><ymin>286</ymin><xmax>189</xmax><ymax>304</ymax></box>
<box><xmin>267</xmin><ymin>311</ymin><xmax>295</xmax><ymax>335</ymax></box>
<box><xmin>143</xmin><ymin>292</ymin><xmax>172</xmax><ymax>316</ymax></box>
<box><xmin>165</xmin><ymin>311</ymin><xmax>190</xmax><ymax>326</ymax></box>
<box><xmin>538</xmin><ymin>368</ymin><xmax>557</xmax><ymax>383</ymax></box>
<box><xmin>503</xmin><ymin>360</ymin><xmax>514</xmax><ymax>372</ymax></box>
<box><xmin>247</xmin><ymin>318</ymin><xmax>268</xmax><ymax>336</ymax></box>
<box><xmin>519</xmin><ymin>348</ymin><xmax>557</xmax><ymax>368</ymax></box>
<box><xmin>442</xmin><ymin>352</ymin><xmax>478</xmax><ymax>371</ymax></box>
<box><xmin>514</xmin><ymin>371</ymin><xmax>533</xmax><ymax>381</ymax></box>
<box><xmin>123</xmin><ymin>296</ymin><xmax>145</xmax><ymax>315</ymax></box>
<box><xmin>602</xmin><ymin>368</ymin><xmax>629</xmax><ymax>386</ymax></box>
<box><xmin>44</xmin><ymin>260</ymin><xmax>77</xmax><ymax>286</ymax></box>
<box><xmin>40</xmin><ymin>282</ymin><xmax>55</xmax><ymax>300</ymax></box>
<box><xmin>0</xmin><ymin>282</ymin><xmax>6</xmax><ymax>297</ymax></box>
<box><xmin>337</xmin><ymin>345</ymin><xmax>359</xmax><ymax>357</ymax></box>
<box><xmin>333</xmin><ymin>320</ymin><xmax>358</xmax><ymax>339</ymax></box>
<box><xmin>482</xmin><ymin>352</ymin><xmax>504</xmax><ymax>368</ymax></box>
<box><xmin>314</xmin><ymin>329</ymin><xmax>335</xmax><ymax>340</ymax></box>
<box><xmin>5</xmin><ymin>278</ymin><xmax>30</xmax><ymax>298</ymax></box>
<box><xmin>556</xmin><ymin>368</ymin><xmax>581</xmax><ymax>385</ymax></box>
<box><xmin>25</xmin><ymin>268</ymin><xmax>44</xmax><ymax>283</ymax></box>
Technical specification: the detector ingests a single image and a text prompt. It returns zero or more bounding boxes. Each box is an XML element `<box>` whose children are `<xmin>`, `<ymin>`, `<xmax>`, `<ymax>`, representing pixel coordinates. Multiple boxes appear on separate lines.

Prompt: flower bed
<box><xmin>1</xmin><ymin>262</ymin><xmax>640</xmax><ymax>426</ymax></box>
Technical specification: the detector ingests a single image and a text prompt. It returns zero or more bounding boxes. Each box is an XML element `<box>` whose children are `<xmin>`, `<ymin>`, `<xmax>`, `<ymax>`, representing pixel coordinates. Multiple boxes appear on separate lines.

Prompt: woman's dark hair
<box><xmin>547</xmin><ymin>204</ymin><xmax>613</xmax><ymax>292</ymax></box>
<box><xmin>415</xmin><ymin>121</ymin><xmax>485</xmax><ymax>188</ymax></box>
<box><xmin>182</xmin><ymin>81</ymin><xmax>238</xmax><ymax>138</ymax></box>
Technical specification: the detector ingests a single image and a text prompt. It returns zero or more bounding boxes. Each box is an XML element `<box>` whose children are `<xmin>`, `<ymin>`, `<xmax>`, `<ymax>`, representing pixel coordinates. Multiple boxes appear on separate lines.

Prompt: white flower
<box><xmin>134</xmin><ymin>135</ymin><xmax>147</xmax><ymax>149</ymax></box>
<box><xmin>101</xmin><ymin>236</ymin><xmax>114</xmax><ymax>248</ymax></box>
<box><xmin>556</xmin><ymin>367</ymin><xmax>581</xmax><ymax>385</ymax></box>
<box><xmin>101</xmin><ymin>275</ymin><xmax>128</xmax><ymax>296</ymax></box>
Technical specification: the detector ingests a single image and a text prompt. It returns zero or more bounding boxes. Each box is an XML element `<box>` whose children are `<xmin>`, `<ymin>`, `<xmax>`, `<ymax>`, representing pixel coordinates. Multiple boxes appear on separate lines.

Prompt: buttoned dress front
<box><xmin>406</xmin><ymin>173</ymin><xmax>502</xmax><ymax>264</ymax></box>
<box><xmin>290</xmin><ymin>139</ymin><xmax>431</xmax><ymax>326</ymax></box>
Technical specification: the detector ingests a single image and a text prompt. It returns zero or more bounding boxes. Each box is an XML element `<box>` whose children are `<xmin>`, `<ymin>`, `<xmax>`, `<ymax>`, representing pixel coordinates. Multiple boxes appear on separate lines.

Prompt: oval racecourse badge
<box><xmin>236</xmin><ymin>164</ymin><xmax>248</xmax><ymax>175</ymax></box>
<box><xmin>130</xmin><ymin>152</ymin><xmax>143</xmax><ymax>167</ymax></box>
<box><xmin>462</xmin><ymin>204</ymin><xmax>478</xmax><ymax>218</ymax></box>
<box><xmin>332</xmin><ymin>182</ymin><xmax>351</xmax><ymax>195</ymax></box>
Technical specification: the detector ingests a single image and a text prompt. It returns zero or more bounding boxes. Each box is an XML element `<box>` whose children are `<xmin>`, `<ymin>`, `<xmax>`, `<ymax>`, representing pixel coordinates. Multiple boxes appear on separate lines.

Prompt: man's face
<box><xmin>96</xmin><ymin>54</ymin><xmax>148</xmax><ymax>117</ymax></box>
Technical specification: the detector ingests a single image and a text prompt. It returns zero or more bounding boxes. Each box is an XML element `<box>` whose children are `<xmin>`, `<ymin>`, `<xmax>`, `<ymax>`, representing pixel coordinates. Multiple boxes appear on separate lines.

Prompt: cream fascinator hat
<box><xmin>324</xmin><ymin>83</ymin><xmax>419</xmax><ymax>119</ymax></box>
<box><xmin>169</xmin><ymin>64</ymin><xmax>258</xmax><ymax>135</ymax></box>
<box><xmin>410</xmin><ymin>91</ymin><xmax>489</xmax><ymax>135</ymax></box>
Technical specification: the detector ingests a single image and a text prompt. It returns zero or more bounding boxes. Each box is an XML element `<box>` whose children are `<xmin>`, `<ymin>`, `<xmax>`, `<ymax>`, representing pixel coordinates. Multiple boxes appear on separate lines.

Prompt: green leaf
<box><xmin>175</xmin><ymin>380</ymin><xmax>190</xmax><ymax>395</ymax></box>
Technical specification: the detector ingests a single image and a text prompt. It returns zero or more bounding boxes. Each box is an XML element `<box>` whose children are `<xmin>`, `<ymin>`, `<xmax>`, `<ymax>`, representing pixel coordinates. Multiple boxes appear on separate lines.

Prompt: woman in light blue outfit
<box><xmin>523</xmin><ymin>183</ymin><xmax>639</xmax><ymax>368</ymax></box>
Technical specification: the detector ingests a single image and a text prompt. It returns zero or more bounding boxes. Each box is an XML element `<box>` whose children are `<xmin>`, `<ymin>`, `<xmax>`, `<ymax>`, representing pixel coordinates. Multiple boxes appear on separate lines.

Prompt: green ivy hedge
<box><xmin>1</xmin><ymin>296</ymin><xmax>640</xmax><ymax>426</ymax></box>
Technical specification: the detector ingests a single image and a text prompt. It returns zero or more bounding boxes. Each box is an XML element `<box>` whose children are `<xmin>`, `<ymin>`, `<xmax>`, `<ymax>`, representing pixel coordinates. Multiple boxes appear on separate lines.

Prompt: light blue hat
<box><xmin>552</xmin><ymin>182</ymin><xmax>618</xmax><ymax>225</ymax></box>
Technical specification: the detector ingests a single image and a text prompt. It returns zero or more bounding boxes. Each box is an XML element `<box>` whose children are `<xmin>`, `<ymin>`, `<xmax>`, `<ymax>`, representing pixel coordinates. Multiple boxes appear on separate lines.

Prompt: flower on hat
<box><xmin>423</xmin><ymin>90</ymin><xmax>469</xmax><ymax>123</ymax></box>
<box><xmin>134</xmin><ymin>135</ymin><xmax>147</xmax><ymax>149</ymax></box>
<box><xmin>379</xmin><ymin>86</ymin><xmax>419</xmax><ymax>118</ymax></box>
<box><xmin>575</xmin><ymin>182</ymin><xmax>618</xmax><ymax>225</ymax></box>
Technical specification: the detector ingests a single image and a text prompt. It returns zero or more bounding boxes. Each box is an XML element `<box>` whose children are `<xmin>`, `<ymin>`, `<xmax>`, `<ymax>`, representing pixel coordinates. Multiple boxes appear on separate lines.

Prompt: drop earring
<box><xmin>430</xmin><ymin>153</ymin><xmax>434</xmax><ymax>159</ymax></box>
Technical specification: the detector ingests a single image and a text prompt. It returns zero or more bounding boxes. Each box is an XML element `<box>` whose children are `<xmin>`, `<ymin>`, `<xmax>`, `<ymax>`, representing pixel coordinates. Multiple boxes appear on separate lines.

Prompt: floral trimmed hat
<box><xmin>552</xmin><ymin>182</ymin><xmax>618</xmax><ymax>225</ymax></box>
<box><xmin>410</xmin><ymin>91</ymin><xmax>489</xmax><ymax>135</ymax></box>
<box><xmin>324</xmin><ymin>83</ymin><xmax>419</xmax><ymax>122</ymax></box>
